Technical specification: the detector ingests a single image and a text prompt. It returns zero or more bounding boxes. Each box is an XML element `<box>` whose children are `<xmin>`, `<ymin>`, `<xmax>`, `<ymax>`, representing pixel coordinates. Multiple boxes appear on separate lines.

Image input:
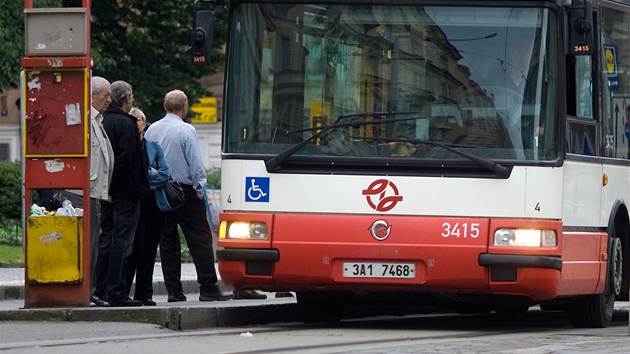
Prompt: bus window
<box><xmin>566</xmin><ymin>55</ymin><xmax>596</xmax><ymax>156</ymax></box>
<box><xmin>576</xmin><ymin>56</ymin><xmax>593</xmax><ymax>118</ymax></box>
<box><xmin>601</xmin><ymin>8</ymin><xmax>630</xmax><ymax>158</ymax></box>
<box><xmin>224</xmin><ymin>4</ymin><xmax>560</xmax><ymax>162</ymax></box>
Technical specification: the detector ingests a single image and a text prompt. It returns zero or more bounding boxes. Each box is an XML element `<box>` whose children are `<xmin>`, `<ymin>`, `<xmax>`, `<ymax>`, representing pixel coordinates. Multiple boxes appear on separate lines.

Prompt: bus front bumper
<box><xmin>217</xmin><ymin>248</ymin><xmax>563</xmax><ymax>300</ymax></box>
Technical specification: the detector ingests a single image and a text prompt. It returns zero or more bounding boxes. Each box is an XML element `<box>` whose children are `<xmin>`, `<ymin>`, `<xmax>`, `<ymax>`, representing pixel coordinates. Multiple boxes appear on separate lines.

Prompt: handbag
<box><xmin>152</xmin><ymin>148</ymin><xmax>184</xmax><ymax>211</ymax></box>
<box><xmin>163</xmin><ymin>178</ymin><xmax>185</xmax><ymax>211</ymax></box>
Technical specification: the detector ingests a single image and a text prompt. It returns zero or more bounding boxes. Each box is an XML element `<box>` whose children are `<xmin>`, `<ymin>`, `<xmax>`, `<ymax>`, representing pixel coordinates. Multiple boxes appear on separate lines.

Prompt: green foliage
<box><xmin>83</xmin><ymin>0</ymin><xmax>228</xmax><ymax>121</ymax></box>
<box><xmin>0</xmin><ymin>0</ymin><xmax>62</xmax><ymax>90</ymax></box>
<box><xmin>0</xmin><ymin>221</ymin><xmax>22</xmax><ymax>247</ymax></box>
<box><xmin>0</xmin><ymin>160</ymin><xmax>23</xmax><ymax>247</ymax></box>
<box><xmin>206</xmin><ymin>167</ymin><xmax>221</xmax><ymax>189</ymax></box>
<box><xmin>1</xmin><ymin>1</ymin><xmax>228</xmax><ymax>121</ymax></box>
<box><xmin>0</xmin><ymin>161</ymin><xmax>22</xmax><ymax>223</ymax></box>
<box><xmin>0</xmin><ymin>2</ymin><xmax>26</xmax><ymax>90</ymax></box>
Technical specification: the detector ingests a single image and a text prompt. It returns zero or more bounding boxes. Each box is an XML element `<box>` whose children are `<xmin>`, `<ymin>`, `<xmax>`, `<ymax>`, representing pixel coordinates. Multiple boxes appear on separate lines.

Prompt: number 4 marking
<box><xmin>535</xmin><ymin>202</ymin><xmax>541</xmax><ymax>212</ymax></box>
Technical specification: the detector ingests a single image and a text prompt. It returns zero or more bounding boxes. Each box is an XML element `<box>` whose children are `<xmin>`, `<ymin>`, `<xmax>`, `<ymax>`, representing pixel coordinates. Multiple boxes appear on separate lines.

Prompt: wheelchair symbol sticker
<box><xmin>245</xmin><ymin>177</ymin><xmax>270</xmax><ymax>202</ymax></box>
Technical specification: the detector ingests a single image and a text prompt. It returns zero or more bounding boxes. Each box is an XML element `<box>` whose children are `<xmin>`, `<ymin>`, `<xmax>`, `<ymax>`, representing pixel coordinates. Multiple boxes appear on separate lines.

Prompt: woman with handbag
<box><xmin>125</xmin><ymin>107</ymin><xmax>171</xmax><ymax>305</ymax></box>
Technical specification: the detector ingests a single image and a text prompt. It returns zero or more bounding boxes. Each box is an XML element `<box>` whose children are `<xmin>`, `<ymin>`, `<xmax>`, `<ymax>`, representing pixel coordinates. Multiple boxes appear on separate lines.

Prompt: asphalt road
<box><xmin>1</xmin><ymin>305</ymin><xmax>629</xmax><ymax>353</ymax></box>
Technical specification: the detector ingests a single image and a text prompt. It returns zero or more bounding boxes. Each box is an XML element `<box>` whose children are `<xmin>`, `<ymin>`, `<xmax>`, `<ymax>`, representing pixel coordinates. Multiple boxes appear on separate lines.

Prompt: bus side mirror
<box><xmin>191</xmin><ymin>10</ymin><xmax>215</xmax><ymax>67</ymax></box>
<box><xmin>569</xmin><ymin>0</ymin><xmax>594</xmax><ymax>55</ymax></box>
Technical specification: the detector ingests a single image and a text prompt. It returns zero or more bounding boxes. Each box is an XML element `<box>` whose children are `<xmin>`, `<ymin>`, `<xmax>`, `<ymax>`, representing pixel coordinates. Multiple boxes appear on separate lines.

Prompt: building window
<box><xmin>0</xmin><ymin>143</ymin><xmax>9</xmax><ymax>161</ymax></box>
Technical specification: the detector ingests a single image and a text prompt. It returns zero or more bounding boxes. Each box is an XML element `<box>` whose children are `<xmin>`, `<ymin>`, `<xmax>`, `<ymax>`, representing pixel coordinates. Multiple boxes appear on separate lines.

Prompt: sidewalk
<box><xmin>0</xmin><ymin>262</ymin><xmax>210</xmax><ymax>301</ymax></box>
<box><xmin>0</xmin><ymin>263</ymin><xmax>300</xmax><ymax>330</ymax></box>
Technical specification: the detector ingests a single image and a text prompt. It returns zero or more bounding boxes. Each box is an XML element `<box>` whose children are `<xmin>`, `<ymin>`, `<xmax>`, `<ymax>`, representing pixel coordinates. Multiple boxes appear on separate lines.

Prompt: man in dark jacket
<box><xmin>95</xmin><ymin>80</ymin><xmax>151</xmax><ymax>307</ymax></box>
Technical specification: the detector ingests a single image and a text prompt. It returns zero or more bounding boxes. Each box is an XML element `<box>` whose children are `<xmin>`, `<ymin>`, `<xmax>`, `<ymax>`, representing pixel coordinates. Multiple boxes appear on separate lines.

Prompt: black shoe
<box><xmin>167</xmin><ymin>292</ymin><xmax>187</xmax><ymax>302</ymax></box>
<box><xmin>199</xmin><ymin>290</ymin><xmax>234</xmax><ymax>301</ymax></box>
<box><xmin>109</xmin><ymin>297</ymin><xmax>143</xmax><ymax>307</ymax></box>
<box><xmin>90</xmin><ymin>295</ymin><xmax>109</xmax><ymax>307</ymax></box>
<box><xmin>137</xmin><ymin>298</ymin><xmax>156</xmax><ymax>306</ymax></box>
<box><xmin>233</xmin><ymin>290</ymin><xmax>267</xmax><ymax>300</ymax></box>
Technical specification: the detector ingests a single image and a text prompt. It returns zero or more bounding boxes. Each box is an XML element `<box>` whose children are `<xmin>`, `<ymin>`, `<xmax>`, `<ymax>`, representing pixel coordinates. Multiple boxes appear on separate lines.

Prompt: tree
<box><xmin>0</xmin><ymin>0</ymin><xmax>227</xmax><ymax>121</ymax></box>
<box><xmin>0</xmin><ymin>1</ymin><xmax>24</xmax><ymax>91</ymax></box>
<box><xmin>0</xmin><ymin>0</ymin><xmax>61</xmax><ymax>91</ymax></box>
<box><xmin>86</xmin><ymin>0</ymin><xmax>228</xmax><ymax>120</ymax></box>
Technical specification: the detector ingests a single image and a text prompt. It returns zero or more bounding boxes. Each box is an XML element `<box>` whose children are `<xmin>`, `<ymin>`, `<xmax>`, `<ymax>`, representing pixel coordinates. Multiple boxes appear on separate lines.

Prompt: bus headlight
<box><xmin>220</xmin><ymin>221</ymin><xmax>268</xmax><ymax>240</ymax></box>
<box><xmin>494</xmin><ymin>229</ymin><xmax>557</xmax><ymax>247</ymax></box>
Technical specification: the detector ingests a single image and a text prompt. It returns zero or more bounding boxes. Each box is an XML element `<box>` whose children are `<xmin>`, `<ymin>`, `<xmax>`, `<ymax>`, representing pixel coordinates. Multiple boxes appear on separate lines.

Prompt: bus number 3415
<box><xmin>441</xmin><ymin>222</ymin><xmax>480</xmax><ymax>238</ymax></box>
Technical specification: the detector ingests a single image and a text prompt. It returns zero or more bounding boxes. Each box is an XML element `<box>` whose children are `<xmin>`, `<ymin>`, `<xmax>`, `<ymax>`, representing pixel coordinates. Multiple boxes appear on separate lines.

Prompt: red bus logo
<box><xmin>362</xmin><ymin>179</ymin><xmax>403</xmax><ymax>212</ymax></box>
<box><xmin>369</xmin><ymin>220</ymin><xmax>391</xmax><ymax>241</ymax></box>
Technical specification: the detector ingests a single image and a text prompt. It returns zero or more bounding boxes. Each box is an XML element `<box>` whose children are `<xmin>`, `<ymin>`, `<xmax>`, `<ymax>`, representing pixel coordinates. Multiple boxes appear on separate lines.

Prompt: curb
<box><xmin>0</xmin><ymin>262</ymin><xmax>24</xmax><ymax>268</ymax></box>
<box><xmin>0</xmin><ymin>302</ymin><xmax>300</xmax><ymax>330</ymax></box>
<box><xmin>1</xmin><ymin>280</ymin><xmax>219</xmax><ymax>301</ymax></box>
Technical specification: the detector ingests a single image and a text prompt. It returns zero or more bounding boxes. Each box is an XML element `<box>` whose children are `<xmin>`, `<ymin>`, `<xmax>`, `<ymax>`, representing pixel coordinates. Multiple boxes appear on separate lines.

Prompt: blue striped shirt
<box><xmin>144</xmin><ymin>113</ymin><xmax>206</xmax><ymax>190</ymax></box>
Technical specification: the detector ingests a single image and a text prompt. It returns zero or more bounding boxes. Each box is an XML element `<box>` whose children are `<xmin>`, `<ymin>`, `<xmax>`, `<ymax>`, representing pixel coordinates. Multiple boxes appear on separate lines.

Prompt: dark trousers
<box><xmin>160</xmin><ymin>185</ymin><xmax>218</xmax><ymax>295</ymax></box>
<box><xmin>125</xmin><ymin>193</ymin><xmax>166</xmax><ymax>300</ymax></box>
<box><xmin>95</xmin><ymin>197</ymin><xmax>140</xmax><ymax>303</ymax></box>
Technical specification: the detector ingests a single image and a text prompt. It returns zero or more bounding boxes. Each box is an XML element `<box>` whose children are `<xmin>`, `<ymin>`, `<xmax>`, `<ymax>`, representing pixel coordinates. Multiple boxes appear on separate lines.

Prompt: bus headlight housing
<box><xmin>494</xmin><ymin>228</ymin><xmax>557</xmax><ymax>247</ymax></box>
<box><xmin>220</xmin><ymin>221</ymin><xmax>268</xmax><ymax>240</ymax></box>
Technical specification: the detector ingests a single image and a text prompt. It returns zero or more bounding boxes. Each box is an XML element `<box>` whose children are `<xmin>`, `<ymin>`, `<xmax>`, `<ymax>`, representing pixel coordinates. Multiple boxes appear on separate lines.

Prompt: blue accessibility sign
<box><xmin>245</xmin><ymin>177</ymin><xmax>270</xmax><ymax>202</ymax></box>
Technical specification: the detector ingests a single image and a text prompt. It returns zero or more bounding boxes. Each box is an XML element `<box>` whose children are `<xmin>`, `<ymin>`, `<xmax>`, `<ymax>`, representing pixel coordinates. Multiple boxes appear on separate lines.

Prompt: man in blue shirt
<box><xmin>145</xmin><ymin>89</ymin><xmax>233</xmax><ymax>302</ymax></box>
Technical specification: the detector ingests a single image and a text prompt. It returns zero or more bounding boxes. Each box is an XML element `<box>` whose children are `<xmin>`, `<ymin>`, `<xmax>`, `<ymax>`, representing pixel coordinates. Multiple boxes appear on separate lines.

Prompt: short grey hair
<box><xmin>164</xmin><ymin>90</ymin><xmax>188</xmax><ymax>113</ymax></box>
<box><xmin>110</xmin><ymin>80</ymin><xmax>133</xmax><ymax>108</ymax></box>
<box><xmin>91</xmin><ymin>76</ymin><xmax>110</xmax><ymax>95</ymax></box>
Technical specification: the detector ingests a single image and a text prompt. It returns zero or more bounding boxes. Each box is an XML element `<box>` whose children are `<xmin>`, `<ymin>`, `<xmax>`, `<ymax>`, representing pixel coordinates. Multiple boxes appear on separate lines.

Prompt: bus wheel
<box><xmin>569</xmin><ymin>234</ymin><xmax>622</xmax><ymax>328</ymax></box>
<box><xmin>297</xmin><ymin>292</ymin><xmax>344</xmax><ymax>323</ymax></box>
<box><xmin>610</xmin><ymin>237</ymin><xmax>624</xmax><ymax>297</ymax></box>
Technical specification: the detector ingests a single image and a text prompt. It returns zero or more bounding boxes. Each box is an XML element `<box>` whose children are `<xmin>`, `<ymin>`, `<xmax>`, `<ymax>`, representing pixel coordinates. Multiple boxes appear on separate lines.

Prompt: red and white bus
<box><xmin>198</xmin><ymin>0</ymin><xmax>629</xmax><ymax>327</ymax></box>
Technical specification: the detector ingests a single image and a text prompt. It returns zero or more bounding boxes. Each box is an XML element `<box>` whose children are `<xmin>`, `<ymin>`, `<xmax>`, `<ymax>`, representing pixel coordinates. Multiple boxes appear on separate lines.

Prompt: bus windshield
<box><xmin>224</xmin><ymin>4</ymin><xmax>559</xmax><ymax>163</ymax></box>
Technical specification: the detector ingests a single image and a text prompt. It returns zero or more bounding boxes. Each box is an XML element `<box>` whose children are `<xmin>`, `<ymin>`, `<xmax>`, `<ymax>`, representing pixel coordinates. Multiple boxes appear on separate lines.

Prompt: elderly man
<box><xmin>145</xmin><ymin>90</ymin><xmax>233</xmax><ymax>302</ymax></box>
<box><xmin>64</xmin><ymin>76</ymin><xmax>114</xmax><ymax>307</ymax></box>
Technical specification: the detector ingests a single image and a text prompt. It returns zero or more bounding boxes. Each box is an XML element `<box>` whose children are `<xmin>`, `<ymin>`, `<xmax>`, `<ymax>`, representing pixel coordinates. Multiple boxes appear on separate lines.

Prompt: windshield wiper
<box><xmin>265</xmin><ymin>111</ymin><xmax>510</xmax><ymax>176</ymax></box>
<box><xmin>265</xmin><ymin>111</ymin><xmax>422</xmax><ymax>170</ymax></box>
<box><xmin>387</xmin><ymin>137</ymin><xmax>510</xmax><ymax>175</ymax></box>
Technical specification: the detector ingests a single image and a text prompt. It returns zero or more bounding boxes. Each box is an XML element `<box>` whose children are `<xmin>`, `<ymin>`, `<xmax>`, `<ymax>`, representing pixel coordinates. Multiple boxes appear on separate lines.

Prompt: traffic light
<box><xmin>568</xmin><ymin>0</ymin><xmax>594</xmax><ymax>56</ymax></box>
<box><xmin>191</xmin><ymin>10</ymin><xmax>215</xmax><ymax>67</ymax></box>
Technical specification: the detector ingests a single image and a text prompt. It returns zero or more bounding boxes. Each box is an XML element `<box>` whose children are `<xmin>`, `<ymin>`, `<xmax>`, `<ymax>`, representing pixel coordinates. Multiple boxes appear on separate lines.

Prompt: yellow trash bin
<box><xmin>26</xmin><ymin>216</ymin><xmax>83</xmax><ymax>284</ymax></box>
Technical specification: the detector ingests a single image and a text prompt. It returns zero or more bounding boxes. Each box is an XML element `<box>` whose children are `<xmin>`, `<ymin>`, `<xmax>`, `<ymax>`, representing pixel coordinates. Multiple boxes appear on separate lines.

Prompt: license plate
<box><xmin>342</xmin><ymin>262</ymin><xmax>416</xmax><ymax>279</ymax></box>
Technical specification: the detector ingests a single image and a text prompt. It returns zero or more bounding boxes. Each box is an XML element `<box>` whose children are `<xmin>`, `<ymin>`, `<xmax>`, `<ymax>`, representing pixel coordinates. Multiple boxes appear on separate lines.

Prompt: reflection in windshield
<box><xmin>224</xmin><ymin>4</ymin><xmax>558</xmax><ymax>162</ymax></box>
